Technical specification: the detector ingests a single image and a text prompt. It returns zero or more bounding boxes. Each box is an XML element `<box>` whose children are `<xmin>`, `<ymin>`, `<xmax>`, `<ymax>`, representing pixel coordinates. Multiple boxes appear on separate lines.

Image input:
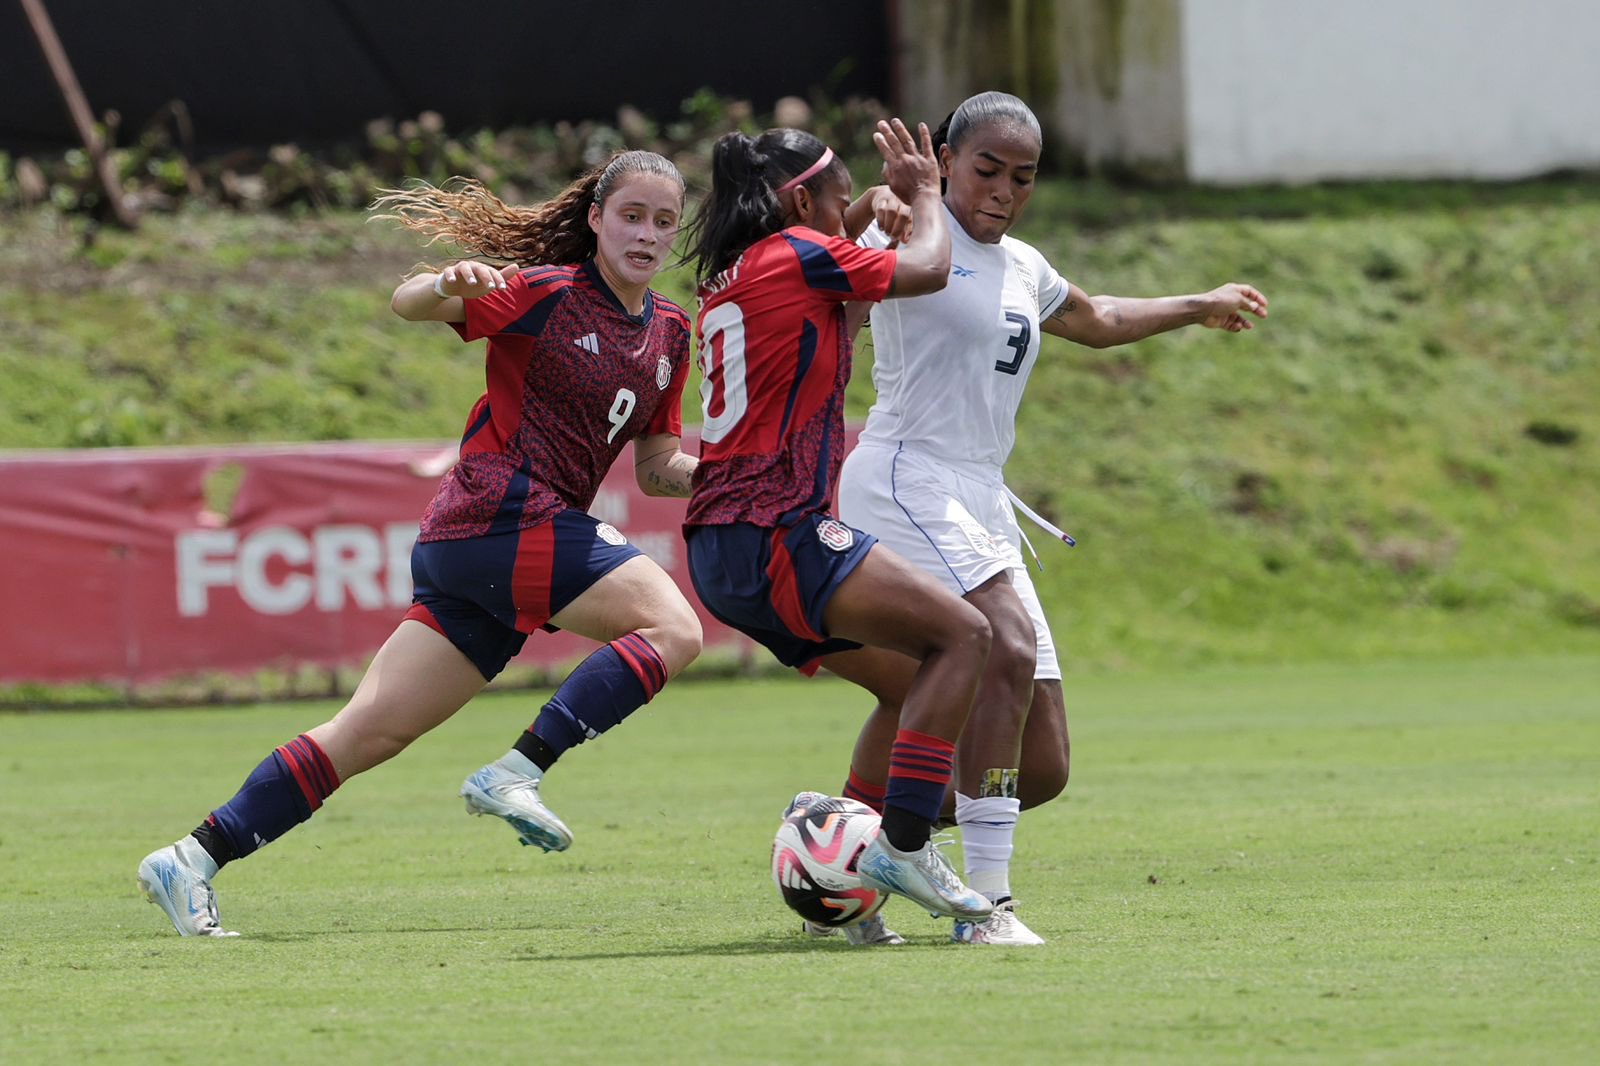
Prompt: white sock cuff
<box><xmin>497</xmin><ymin>749</ymin><xmax>543</xmax><ymax>779</ymax></box>
<box><xmin>954</xmin><ymin>794</ymin><xmax>1020</xmax><ymax>828</ymax></box>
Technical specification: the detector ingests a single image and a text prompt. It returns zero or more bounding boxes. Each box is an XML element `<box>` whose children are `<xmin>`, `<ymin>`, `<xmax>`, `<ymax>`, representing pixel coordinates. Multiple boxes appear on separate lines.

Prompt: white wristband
<box><xmin>432</xmin><ymin>273</ymin><xmax>449</xmax><ymax>298</ymax></box>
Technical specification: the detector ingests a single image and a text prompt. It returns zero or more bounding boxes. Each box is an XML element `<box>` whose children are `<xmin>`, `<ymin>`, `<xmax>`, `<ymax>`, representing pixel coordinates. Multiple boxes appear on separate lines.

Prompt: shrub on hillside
<box><xmin>0</xmin><ymin>91</ymin><xmax>890</xmax><ymax>217</ymax></box>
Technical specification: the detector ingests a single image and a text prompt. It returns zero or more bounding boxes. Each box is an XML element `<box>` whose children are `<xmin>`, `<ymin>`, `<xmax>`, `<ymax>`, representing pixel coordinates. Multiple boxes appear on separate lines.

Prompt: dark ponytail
<box><xmin>686</xmin><ymin>127</ymin><xmax>849</xmax><ymax>283</ymax></box>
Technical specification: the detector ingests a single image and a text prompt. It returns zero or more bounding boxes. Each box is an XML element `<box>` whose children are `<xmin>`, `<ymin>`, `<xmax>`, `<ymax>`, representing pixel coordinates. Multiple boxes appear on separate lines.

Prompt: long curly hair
<box><xmin>371</xmin><ymin>149</ymin><xmax>684</xmax><ymax>266</ymax></box>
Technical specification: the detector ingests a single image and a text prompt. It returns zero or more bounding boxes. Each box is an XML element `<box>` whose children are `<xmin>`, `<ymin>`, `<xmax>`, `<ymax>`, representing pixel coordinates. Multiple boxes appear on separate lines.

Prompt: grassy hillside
<box><xmin>2</xmin><ymin>178</ymin><xmax>1597</xmax><ymax>668</ymax></box>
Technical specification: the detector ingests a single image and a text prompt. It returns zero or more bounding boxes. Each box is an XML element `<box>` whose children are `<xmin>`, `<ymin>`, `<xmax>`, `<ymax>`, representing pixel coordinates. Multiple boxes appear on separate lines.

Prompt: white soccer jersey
<box><xmin>858</xmin><ymin>205</ymin><xmax>1068</xmax><ymax>471</ymax></box>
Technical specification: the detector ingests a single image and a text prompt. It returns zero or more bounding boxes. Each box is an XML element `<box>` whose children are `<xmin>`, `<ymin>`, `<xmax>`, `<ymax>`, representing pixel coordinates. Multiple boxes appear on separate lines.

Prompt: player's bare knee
<box><xmin>990</xmin><ymin>626</ymin><xmax>1036</xmax><ymax>694</ymax></box>
<box><xmin>950</xmin><ymin>604</ymin><xmax>993</xmax><ymax>659</ymax></box>
<box><xmin>643</xmin><ymin>611</ymin><xmax>702</xmax><ymax>678</ymax></box>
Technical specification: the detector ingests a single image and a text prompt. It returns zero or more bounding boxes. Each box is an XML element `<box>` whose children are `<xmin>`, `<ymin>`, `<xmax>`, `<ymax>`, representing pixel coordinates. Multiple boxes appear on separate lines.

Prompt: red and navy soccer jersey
<box><xmin>418</xmin><ymin>260</ymin><xmax>691</xmax><ymax>542</ymax></box>
<box><xmin>686</xmin><ymin>227</ymin><xmax>896</xmax><ymax>528</ymax></box>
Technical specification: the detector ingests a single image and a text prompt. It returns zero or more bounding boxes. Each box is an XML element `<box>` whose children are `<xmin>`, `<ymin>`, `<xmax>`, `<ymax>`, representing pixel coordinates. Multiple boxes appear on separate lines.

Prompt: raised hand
<box><xmin>874</xmin><ymin>118</ymin><xmax>940</xmax><ymax>205</ymax></box>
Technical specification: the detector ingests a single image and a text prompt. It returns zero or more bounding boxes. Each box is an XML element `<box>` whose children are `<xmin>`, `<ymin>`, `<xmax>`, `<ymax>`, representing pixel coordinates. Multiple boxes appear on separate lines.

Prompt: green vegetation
<box><xmin>3</xmin><ymin>176</ymin><xmax>1598</xmax><ymax>668</ymax></box>
<box><xmin>1</xmin><ymin>659</ymin><xmax>1596</xmax><ymax>1063</ymax></box>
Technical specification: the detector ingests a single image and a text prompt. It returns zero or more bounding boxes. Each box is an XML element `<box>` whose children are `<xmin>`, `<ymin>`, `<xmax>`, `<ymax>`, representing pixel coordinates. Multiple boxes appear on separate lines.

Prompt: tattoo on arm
<box><xmin>1049</xmin><ymin>297</ymin><xmax>1077</xmax><ymax>321</ymax></box>
<box><xmin>646</xmin><ymin>469</ymin><xmax>691</xmax><ymax>497</ymax></box>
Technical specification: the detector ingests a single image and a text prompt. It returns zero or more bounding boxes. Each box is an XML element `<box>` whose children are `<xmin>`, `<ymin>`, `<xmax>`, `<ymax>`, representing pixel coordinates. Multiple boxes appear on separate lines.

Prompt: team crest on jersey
<box><xmin>817</xmin><ymin>519</ymin><xmax>855</xmax><ymax>552</ymax></box>
<box><xmin>656</xmin><ymin>354</ymin><xmax>672</xmax><ymax>391</ymax></box>
<box><xmin>595</xmin><ymin>522</ymin><xmax>628</xmax><ymax>546</ymax></box>
<box><xmin>959</xmin><ymin>518</ymin><xmax>999</xmax><ymax>558</ymax></box>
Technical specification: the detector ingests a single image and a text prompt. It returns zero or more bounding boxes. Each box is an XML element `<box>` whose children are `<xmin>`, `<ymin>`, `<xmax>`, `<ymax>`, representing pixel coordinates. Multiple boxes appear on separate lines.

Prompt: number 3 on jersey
<box><xmin>697</xmin><ymin>302</ymin><xmax>748</xmax><ymax>444</ymax></box>
<box><xmin>996</xmin><ymin>311</ymin><xmax>1031</xmax><ymax>375</ymax></box>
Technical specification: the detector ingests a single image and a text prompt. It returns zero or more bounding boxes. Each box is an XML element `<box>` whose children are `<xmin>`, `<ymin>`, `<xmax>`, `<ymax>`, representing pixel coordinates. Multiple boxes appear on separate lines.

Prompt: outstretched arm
<box><xmin>1042</xmin><ymin>281</ymin><xmax>1268</xmax><ymax>348</ymax></box>
<box><xmin>390</xmin><ymin>261</ymin><xmax>517</xmax><ymax>323</ymax></box>
<box><xmin>633</xmin><ymin>434</ymin><xmax>698</xmax><ymax>498</ymax></box>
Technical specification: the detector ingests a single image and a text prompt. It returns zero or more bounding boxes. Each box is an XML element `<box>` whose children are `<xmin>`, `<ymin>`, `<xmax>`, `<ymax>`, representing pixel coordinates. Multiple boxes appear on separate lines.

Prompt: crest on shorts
<box><xmin>817</xmin><ymin>519</ymin><xmax>855</xmax><ymax>552</ymax></box>
<box><xmin>656</xmin><ymin>354</ymin><xmax>673</xmax><ymax>391</ymax></box>
<box><xmin>596</xmin><ymin>522</ymin><xmax>628</xmax><ymax>546</ymax></box>
<box><xmin>959</xmin><ymin>518</ymin><xmax>999</xmax><ymax>557</ymax></box>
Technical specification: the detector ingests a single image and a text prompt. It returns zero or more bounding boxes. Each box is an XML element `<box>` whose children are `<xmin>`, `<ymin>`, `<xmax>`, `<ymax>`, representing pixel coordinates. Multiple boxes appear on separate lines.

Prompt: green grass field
<box><xmin>3</xmin><ymin>656</ymin><xmax>1596</xmax><ymax>1064</ymax></box>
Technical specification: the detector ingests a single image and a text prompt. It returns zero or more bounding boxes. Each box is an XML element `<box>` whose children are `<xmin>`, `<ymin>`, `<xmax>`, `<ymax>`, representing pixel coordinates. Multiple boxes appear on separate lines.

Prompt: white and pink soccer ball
<box><xmin>770</xmin><ymin>795</ymin><xmax>887</xmax><ymax>927</ymax></box>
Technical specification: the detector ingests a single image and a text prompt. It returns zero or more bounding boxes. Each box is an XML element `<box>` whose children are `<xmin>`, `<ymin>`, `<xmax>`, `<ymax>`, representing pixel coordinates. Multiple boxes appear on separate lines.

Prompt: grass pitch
<box><xmin>2</xmin><ymin>655</ymin><xmax>1597</xmax><ymax>1064</ymax></box>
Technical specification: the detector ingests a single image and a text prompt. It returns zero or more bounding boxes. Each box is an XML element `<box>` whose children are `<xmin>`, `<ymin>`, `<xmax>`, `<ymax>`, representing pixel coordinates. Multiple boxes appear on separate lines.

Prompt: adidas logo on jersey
<box><xmin>574</xmin><ymin>333</ymin><xmax>600</xmax><ymax>354</ymax></box>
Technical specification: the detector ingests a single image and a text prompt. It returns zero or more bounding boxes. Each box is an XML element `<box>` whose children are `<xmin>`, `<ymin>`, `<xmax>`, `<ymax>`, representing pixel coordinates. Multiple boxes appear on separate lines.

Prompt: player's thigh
<box><xmin>964</xmin><ymin>571</ymin><xmax>1038</xmax><ymax>677</ymax></box>
<box><xmin>822</xmin><ymin>542</ymin><xmax>990</xmax><ymax>661</ymax></box>
<box><xmin>310</xmin><ymin>619</ymin><xmax>487</xmax><ymax>778</ymax></box>
<box><xmin>549</xmin><ymin>554</ymin><xmax>702</xmax><ymax>674</ymax></box>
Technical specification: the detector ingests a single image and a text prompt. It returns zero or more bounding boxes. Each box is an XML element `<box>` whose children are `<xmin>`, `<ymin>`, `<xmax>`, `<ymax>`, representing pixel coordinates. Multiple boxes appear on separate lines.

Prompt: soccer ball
<box><xmin>770</xmin><ymin>795</ymin><xmax>887</xmax><ymax>927</ymax></box>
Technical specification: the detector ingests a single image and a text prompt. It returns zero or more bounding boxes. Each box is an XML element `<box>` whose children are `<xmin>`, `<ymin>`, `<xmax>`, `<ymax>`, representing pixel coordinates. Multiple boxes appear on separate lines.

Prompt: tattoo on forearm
<box><xmin>1050</xmin><ymin>298</ymin><xmax>1077</xmax><ymax>321</ymax></box>
<box><xmin>646</xmin><ymin>469</ymin><xmax>691</xmax><ymax>497</ymax></box>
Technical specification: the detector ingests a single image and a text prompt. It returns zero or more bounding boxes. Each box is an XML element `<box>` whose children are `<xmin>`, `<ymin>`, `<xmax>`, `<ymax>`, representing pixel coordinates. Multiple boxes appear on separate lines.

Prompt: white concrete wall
<box><xmin>1046</xmin><ymin>0</ymin><xmax>1188</xmax><ymax>177</ymax></box>
<box><xmin>1182</xmin><ymin>0</ymin><xmax>1600</xmax><ymax>183</ymax></box>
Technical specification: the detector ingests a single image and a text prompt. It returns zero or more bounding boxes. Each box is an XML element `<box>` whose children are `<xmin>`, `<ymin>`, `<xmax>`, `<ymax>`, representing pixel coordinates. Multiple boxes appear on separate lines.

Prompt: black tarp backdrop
<box><xmin>2</xmin><ymin>0</ymin><xmax>891</xmax><ymax>150</ymax></box>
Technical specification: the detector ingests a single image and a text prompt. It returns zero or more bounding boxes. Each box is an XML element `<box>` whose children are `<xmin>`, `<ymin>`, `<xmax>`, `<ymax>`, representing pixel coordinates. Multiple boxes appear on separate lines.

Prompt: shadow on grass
<box><xmin>231</xmin><ymin>928</ymin><xmax>945</xmax><ymax>956</ymax></box>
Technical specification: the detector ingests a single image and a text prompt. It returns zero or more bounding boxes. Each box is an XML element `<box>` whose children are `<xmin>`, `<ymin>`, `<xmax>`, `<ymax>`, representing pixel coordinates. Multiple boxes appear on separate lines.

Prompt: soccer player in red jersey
<box><xmin>682</xmin><ymin>119</ymin><xmax>995</xmax><ymax>927</ymax></box>
<box><xmin>137</xmin><ymin>151</ymin><xmax>704</xmax><ymax>936</ymax></box>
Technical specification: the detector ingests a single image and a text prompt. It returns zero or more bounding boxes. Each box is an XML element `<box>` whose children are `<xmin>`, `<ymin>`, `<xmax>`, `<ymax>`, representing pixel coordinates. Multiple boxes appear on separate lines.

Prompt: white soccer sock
<box><xmin>955</xmin><ymin>792</ymin><xmax>1021</xmax><ymax>903</ymax></box>
<box><xmin>496</xmin><ymin>749</ymin><xmax>544</xmax><ymax>780</ymax></box>
<box><xmin>175</xmin><ymin>834</ymin><xmax>220</xmax><ymax>880</ymax></box>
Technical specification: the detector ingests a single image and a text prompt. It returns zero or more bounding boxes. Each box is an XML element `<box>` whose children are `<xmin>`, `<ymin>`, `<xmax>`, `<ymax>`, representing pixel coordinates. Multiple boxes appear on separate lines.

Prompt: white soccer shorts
<box><xmin>837</xmin><ymin>440</ymin><xmax>1060</xmax><ymax>680</ymax></box>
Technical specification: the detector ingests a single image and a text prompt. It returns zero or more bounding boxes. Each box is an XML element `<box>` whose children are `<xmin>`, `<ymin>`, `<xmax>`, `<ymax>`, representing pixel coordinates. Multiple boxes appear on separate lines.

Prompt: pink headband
<box><xmin>776</xmin><ymin>147</ymin><xmax>834</xmax><ymax>193</ymax></box>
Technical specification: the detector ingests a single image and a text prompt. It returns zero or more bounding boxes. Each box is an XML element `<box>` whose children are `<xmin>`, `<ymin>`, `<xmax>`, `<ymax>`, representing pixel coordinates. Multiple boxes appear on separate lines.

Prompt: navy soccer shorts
<box><xmin>686</xmin><ymin>514</ymin><xmax>877</xmax><ymax>676</ymax></box>
<box><xmin>406</xmin><ymin>508</ymin><xmax>643</xmax><ymax>680</ymax></box>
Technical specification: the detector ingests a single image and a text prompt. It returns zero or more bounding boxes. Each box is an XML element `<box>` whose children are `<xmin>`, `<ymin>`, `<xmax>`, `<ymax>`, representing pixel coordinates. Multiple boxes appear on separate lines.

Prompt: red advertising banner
<box><xmin>0</xmin><ymin>437</ymin><xmax>755</xmax><ymax>685</ymax></box>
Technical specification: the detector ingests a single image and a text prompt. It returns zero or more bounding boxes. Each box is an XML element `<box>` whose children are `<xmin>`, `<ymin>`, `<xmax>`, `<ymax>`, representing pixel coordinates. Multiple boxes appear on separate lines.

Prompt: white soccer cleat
<box><xmin>136</xmin><ymin>837</ymin><xmax>239</xmax><ymax>937</ymax></box>
<box><xmin>951</xmin><ymin>899</ymin><xmax>1045</xmax><ymax>946</ymax></box>
<box><xmin>460</xmin><ymin>762</ymin><xmax>572</xmax><ymax>852</ymax></box>
<box><xmin>855</xmin><ymin>833</ymin><xmax>993</xmax><ymax>920</ymax></box>
<box><xmin>802</xmin><ymin>913</ymin><xmax>907</xmax><ymax>946</ymax></box>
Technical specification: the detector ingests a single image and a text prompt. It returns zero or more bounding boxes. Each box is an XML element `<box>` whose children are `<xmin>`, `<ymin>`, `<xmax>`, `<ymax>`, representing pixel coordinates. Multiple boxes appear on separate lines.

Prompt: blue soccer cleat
<box><xmin>856</xmin><ymin>832</ymin><xmax>994</xmax><ymax>920</ymax></box>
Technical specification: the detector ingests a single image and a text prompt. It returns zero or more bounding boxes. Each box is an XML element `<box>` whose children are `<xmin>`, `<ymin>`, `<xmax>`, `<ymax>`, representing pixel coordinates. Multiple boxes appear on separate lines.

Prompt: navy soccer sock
<box><xmin>514</xmin><ymin>633</ymin><xmax>667</xmax><ymax>769</ymax></box>
<box><xmin>880</xmin><ymin>729</ymin><xmax>956</xmax><ymax>852</ymax></box>
<box><xmin>206</xmin><ymin>733</ymin><xmax>340</xmax><ymax>866</ymax></box>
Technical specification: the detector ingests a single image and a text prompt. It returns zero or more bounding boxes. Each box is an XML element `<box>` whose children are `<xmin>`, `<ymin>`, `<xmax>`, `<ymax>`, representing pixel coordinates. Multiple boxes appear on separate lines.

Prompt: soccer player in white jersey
<box><xmin>833</xmin><ymin>91</ymin><xmax>1268</xmax><ymax>945</ymax></box>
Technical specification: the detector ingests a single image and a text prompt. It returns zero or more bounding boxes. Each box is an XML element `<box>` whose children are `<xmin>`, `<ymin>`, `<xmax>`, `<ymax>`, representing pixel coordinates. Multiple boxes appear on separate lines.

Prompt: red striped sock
<box><xmin>843</xmin><ymin>768</ymin><xmax>886</xmax><ymax>813</ymax></box>
<box><xmin>275</xmin><ymin>733</ymin><xmax>340</xmax><ymax>812</ymax></box>
<box><xmin>884</xmin><ymin>729</ymin><xmax>955</xmax><ymax>824</ymax></box>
